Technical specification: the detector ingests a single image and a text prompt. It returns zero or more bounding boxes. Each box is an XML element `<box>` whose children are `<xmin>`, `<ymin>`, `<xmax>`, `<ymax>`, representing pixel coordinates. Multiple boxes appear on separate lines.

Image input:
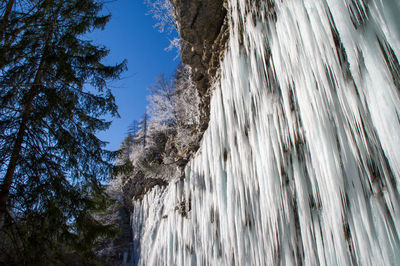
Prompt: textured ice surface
<box><xmin>132</xmin><ymin>0</ymin><xmax>400</xmax><ymax>265</ymax></box>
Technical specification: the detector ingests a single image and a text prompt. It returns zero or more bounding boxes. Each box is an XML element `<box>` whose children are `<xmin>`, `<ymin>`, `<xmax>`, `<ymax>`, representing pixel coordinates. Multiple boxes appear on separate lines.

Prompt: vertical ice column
<box><xmin>132</xmin><ymin>0</ymin><xmax>400</xmax><ymax>265</ymax></box>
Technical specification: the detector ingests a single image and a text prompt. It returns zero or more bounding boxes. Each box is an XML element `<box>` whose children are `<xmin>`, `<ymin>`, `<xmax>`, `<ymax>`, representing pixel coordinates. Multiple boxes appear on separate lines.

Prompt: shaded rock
<box><xmin>122</xmin><ymin>171</ymin><xmax>168</xmax><ymax>205</ymax></box>
<box><xmin>171</xmin><ymin>0</ymin><xmax>229</xmax><ymax>146</ymax></box>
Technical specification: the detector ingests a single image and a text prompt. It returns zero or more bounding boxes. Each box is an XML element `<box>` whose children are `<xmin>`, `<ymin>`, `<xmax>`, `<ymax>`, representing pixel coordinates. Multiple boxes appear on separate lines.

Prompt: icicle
<box><xmin>132</xmin><ymin>0</ymin><xmax>400</xmax><ymax>265</ymax></box>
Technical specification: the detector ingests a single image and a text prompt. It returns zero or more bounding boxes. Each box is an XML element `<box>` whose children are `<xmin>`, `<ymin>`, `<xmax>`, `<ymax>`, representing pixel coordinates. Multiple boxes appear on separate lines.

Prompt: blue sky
<box><xmin>89</xmin><ymin>0</ymin><xmax>179</xmax><ymax>150</ymax></box>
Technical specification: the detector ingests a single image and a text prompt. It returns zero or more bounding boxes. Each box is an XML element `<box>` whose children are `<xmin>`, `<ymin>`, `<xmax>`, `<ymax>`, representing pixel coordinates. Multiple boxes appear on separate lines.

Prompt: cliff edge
<box><xmin>171</xmin><ymin>0</ymin><xmax>229</xmax><ymax>132</ymax></box>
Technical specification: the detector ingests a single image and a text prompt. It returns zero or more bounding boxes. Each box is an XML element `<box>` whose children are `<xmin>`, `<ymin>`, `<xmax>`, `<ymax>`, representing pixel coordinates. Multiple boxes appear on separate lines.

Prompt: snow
<box><xmin>130</xmin><ymin>0</ymin><xmax>400</xmax><ymax>265</ymax></box>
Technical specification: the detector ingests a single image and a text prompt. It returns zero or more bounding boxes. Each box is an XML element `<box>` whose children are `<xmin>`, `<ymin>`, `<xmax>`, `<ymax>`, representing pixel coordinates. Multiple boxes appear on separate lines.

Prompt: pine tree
<box><xmin>128</xmin><ymin>119</ymin><xmax>139</xmax><ymax>138</ymax></box>
<box><xmin>115</xmin><ymin>120</ymin><xmax>139</xmax><ymax>168</ymax></box>
<box><xmin>0</xmin><ymin>0</ymin><xmax>126</xmax><ymax>263</ymax></box>
<box><xmin>135</xmin><ymin>113</ymin><xmax>149</xmax><ymax>147</ymax></box>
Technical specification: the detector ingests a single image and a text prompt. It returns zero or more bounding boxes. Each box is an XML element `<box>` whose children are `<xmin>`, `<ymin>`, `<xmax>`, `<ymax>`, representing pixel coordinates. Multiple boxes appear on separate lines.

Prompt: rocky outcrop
<box><xmin>122</xmin><ymin>170</ymin><xmax>168</xmax><ymax>204</ymax></box>
<box><xmin>171</xmin><ymin>0</ymin><xmax>229</xmax><ymax>132</ymax></box>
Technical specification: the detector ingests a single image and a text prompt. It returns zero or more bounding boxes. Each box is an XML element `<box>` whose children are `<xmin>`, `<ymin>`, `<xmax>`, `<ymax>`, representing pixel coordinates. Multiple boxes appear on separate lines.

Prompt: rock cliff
<box><xmin>171</xmin><ymin>0</ymin><xmax>229</xmax><ymax>132</ymax></box>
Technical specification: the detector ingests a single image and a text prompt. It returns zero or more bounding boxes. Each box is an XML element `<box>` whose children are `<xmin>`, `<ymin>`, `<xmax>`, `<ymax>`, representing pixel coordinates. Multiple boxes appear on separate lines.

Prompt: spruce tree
<box><xmin>0</xmin><ymin>1</ymin><xmax>42</xmax><ymax>68</ymax></box>
<box><xmin>135</xmin><ymin>113</ymin><xmax>149</xmax><ymax>147</ymax></box>
<box><xmin>128</xmin><ymin>119</ymin><xmax>139</xmax><ymax>138</ymax></box>
<box><xmin>0</xmin><ymin>0</ymin><xmax>126</xmax><ymax>263</ymax></box>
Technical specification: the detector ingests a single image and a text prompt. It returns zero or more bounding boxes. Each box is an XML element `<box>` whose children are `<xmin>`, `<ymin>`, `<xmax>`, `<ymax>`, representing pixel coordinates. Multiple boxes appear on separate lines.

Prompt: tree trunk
<box><xmin>0</xmin><ymin>80</ymin><xmax>40</xmax><ymax>226</ymax></box>
<box><xmin>0</xmin><ymin>3</ymin><xmax>59</xmax><ymax>227</ymax></box>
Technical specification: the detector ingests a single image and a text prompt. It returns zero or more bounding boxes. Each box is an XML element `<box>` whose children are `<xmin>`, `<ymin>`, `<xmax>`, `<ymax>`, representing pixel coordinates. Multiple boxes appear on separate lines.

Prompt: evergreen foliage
<box><xmin>127</xmin><ymin>119</ymin><xmax>139</xmax><ymax>138</ymax></box>
<box><xmin>135</xmin><ymin>113</ymin><xmax>149</xmax><ymax>148</ymax></box>
<box><xmin>0</xmin><ymin>0</ymin><xmax>126</xmax><ymax>264</ymax></box>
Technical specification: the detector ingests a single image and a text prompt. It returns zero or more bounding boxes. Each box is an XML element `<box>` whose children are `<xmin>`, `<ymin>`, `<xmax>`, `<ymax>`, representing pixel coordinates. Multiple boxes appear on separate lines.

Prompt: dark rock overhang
<box><xmin>171</xmin><ymin>0</ymin><xmax>229</xmax><ymax>140</ymax></box>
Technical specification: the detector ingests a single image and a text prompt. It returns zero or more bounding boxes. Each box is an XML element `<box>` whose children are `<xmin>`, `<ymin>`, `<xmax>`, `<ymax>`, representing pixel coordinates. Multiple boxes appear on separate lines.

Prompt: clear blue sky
<box><xmin>89</xmin><ymin>0</ymin><xmax>179</xmax><ymax>151</ymax></box>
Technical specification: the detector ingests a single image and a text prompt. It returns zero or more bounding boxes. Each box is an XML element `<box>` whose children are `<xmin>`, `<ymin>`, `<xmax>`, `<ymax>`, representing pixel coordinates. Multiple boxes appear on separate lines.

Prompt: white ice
<box><xmin>131</xmin><ymin>0</ymin><xmax>400</xmax><ymax>265</ymax></box>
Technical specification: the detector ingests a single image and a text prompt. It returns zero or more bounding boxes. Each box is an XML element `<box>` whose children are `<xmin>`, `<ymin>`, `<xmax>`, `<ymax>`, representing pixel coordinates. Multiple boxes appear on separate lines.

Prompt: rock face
<box><xmin>122</xmin><ymin>171</ymin><xmax>168</xmax><ymax>203</ymax></box>
<box><xmin>171</xmin><ymin>0</ymin><xmax>229</xmax><ymax>131</ymax></box>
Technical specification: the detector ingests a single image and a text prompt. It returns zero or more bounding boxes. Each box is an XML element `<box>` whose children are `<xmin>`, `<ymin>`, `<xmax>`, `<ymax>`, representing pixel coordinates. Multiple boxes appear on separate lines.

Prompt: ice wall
<box><xmin>132</xmin><ymin>0</ymin><xmax>400</xmax><ymax>265</ymax></box>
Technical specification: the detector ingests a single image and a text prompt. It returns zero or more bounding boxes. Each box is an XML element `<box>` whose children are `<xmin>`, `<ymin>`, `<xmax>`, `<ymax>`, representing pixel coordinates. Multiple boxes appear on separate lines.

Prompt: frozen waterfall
<box><xmin>131</xmin><ymin>0</ymin><xmax>400</xmax><ymax>265</ymax></box>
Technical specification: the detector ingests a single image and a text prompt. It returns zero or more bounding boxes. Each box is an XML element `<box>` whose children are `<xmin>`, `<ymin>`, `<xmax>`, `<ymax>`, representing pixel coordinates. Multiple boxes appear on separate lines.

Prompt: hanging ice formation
<box><xmin>131</xmin><ymin>0</ymin><xmax>400</xmax><ymax>265</ymax></box>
